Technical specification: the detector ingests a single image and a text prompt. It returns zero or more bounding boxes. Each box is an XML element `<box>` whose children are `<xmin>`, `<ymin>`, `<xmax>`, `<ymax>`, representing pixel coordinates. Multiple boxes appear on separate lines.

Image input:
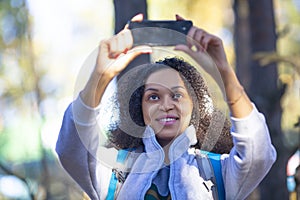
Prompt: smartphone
<box><xmin>128</xmin><ymin>20</ymin><xmax>193</xmax><ymax>46</ymax></box>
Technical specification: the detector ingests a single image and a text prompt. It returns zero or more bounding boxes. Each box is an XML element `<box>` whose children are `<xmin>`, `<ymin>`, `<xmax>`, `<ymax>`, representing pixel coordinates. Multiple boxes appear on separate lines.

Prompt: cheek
<box><xmin>182</xmin><ymin>102</ymin><xmax>193</xmax><ymax>123</ymax></box>
<box><xmin>142</xmin><ymin>102</ymin><xmax>151</xmax><ymax>125</ymax></box>
<box><xmin>142</xmin><ymin>103</ymin><xmax>159</xmax><ymax>125</ymax></box>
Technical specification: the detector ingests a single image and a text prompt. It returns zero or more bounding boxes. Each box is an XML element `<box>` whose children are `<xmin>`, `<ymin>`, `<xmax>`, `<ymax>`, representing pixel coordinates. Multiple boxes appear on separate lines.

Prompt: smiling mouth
<box><xmin>159</xmin><ymin>118</ymin><xmax>177</xmax><ymax>122</ymax></box>
<box><xmin>157</xmin><ymin>117</ymin><xmax>179</xmax><ymax>125</ymax></box>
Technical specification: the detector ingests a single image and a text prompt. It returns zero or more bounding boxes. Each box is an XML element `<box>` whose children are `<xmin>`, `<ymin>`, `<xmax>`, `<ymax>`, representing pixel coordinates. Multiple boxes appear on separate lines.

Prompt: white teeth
<box><xmin>160</xmin><ymin>118</ymin><xmax>175</xmax><ymax>122</ymax></box>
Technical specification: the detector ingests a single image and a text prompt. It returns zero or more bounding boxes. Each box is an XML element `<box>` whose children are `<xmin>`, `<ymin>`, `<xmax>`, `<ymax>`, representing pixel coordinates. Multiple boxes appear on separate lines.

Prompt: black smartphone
<box><xmin>128</xmin><ymin>20</ymin><xmax>193</xmax><ymax>46</ymax></box>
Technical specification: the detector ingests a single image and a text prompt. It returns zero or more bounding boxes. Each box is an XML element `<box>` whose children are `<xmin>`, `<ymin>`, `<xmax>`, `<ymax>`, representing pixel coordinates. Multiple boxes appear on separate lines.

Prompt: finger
<box><xmin>187</xmin><ymin>27</ymin><xmax>205</xmax><ymax>51</ymax></box>
<box><xmin>108</xmin><ymin>37</ymin><xmax>117</xmax><ymax>58</ymax></box>
<box><xmin>131</xmin><ymin>13</ymin><xmax>144</xmax><ymax>22</ymax></box>
<box><xmin>201</xmin><ymin>33</ymin><xmax>215</xmax><ymax>51</ymax></box>
<box><xmin>119</xmin><ymin>29</ymin><xmax>133</xmax><ymax>50</ymax></box>
<box><xmin>175</xmin><ymin>14</ymin><xmax>185</xmax><ymax>21</ymax></box>
<box><xmin>186</xmin><ymin>26</ymin><xmax>197</xmax><ymax>48</ymax></box>
<box><xmin>114</xmin><ymin>45</ymin><xmax>152</xmax><ymax>67</ymax></box>
<box><xmin>124</xmin><ymin>13</ymin><xmax>144</xmax><ymax>29</ymax></box>
<box><xmin>98</xmin><ymin>39</ymin><xmax>110</xmax><ymax>58</ymax></box>
<box><xmin>108</xmin><ymin>30</ymin><xmax>133</xmax><ymax>58</ymax></box>
<box><xmin>194</xmin><ymin>29</ymin><xmax>204</xmax><ymax>42</ymax></box>
<box><xmin>194</xmin><ymin>29</ymin><xmax>206</xmax><ymax>51</ymax></box>
<box><xmin>174</xmin><ymin>44</ymin><xmax>194</xmax><ymax>55</ymax></box>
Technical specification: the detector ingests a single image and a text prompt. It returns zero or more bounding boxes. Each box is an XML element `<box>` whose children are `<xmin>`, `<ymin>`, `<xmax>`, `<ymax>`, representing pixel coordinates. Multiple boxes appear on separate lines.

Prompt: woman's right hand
<box><xmin>81</xmin><ymin>14</ymin><xmax>152</xmax><ymax>107</ymax></box>
<box><xmin>95</xmin><ymin>14</ymin><xmax>152</xmax><ymax>80</ymax></box>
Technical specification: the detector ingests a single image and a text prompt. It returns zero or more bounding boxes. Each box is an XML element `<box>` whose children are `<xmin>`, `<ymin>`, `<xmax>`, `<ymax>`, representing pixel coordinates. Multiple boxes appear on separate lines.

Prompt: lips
<box><xmin>157</xmin><ymin>115</ymin><xmax>179</xmax><ymax>125</ymax></box>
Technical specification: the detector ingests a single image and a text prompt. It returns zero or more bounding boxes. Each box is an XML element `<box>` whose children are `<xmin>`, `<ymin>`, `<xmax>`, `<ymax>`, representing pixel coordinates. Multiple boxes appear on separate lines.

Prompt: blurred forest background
<box><xmin>0</xmin><ymin>0</ymin><xmax>299</xmax><ymax>199</ymax></box>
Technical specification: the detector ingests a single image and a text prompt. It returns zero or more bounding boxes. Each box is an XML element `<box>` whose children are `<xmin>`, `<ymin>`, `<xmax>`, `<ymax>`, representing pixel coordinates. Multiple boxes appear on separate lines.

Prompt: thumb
<box><xmin>174</xmin><ymin>45</ymin><xmax>210</xmax><ymax>68</ymax></box>
<box><xmin>174</xmin><ymin>44</ymin><xmax>194</xmax><ymax>55</ymax></box>
<box><xmin>131</xmin><ymin>13</ymin><xmax>144</xmax><ymax>22</ymax></box>
<box><xmin>124</xmin><ymin>13</ymin><xmax>144</xmax><ymax>29</ymax></box>
<box><xmin>114</xmin><ymin>46</ymin><xmax>152</xmax><ymax>68</ymax></box>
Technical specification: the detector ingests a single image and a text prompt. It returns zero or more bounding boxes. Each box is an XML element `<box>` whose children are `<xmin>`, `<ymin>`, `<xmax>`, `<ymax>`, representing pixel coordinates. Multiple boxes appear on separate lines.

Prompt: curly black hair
<box><xmin>107</xmin><ymin>57</ymin><xmax>233</xmax><ymax>154</ymax></box>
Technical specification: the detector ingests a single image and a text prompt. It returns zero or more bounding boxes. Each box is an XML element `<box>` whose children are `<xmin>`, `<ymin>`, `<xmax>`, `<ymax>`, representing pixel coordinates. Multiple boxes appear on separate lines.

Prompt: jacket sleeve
<box><xmin>221</xmin><ymin>104</ymin><xmax>277</xmax><ymax>200</ymax></box>
<box><xmin>55</xmin><ymin>96</ymin><xmax>102</xmax><ymax>200</ymax></box>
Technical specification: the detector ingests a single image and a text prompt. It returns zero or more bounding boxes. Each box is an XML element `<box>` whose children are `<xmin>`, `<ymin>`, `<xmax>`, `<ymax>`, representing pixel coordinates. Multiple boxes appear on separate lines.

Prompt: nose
<box><xmin>159</xmin><ymin>96</ymin><xmax>175</xmax><ymax>111</ymax></box>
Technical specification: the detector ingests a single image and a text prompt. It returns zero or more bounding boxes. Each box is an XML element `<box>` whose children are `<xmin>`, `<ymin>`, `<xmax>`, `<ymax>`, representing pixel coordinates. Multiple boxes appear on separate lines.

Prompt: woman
<box><xmin>56</xmin><ymin>14</ymin><xmax>276</xmax><ymax>199</ymax></box>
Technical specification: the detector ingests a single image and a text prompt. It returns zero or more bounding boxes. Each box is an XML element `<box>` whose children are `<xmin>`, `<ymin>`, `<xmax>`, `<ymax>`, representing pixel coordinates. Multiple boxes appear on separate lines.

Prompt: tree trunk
<box><xmin>234</xmin><ymin>0</ymin><xmax>289</xmax><ymax>199</ymax></box>
<box><xmin>114</xmin><ymin>0</ymin><xmax>149</xmax><ymax>76</ymax></box>
<box><xmin>114</xmin><ymin>0</ymin><xmax>148</xmax><ymax>33</ymax></box>
<box><xmin>233</xmin><ymin>0</ymin><xmax>251</xmax><ymax>91</ymax></box>
<box><xmin>114</xmin><ymin>0</ymin><xmax>150</xmax><ymax>77</ymax></box>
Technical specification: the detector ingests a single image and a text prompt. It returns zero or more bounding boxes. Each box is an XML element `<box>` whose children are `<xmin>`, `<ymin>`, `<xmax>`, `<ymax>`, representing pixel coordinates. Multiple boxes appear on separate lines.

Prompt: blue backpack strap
<box><xmin>106</xmin><ymin>149</ymin><xmax>129</xmax><ymax>200</ymax></box>
<box><xmin>106</xmin><ymin>172</ymin><xmax>118</xmax><ymax>200</ymax></box>
<box><xmin>206</xmin><ymin>151</ymin><xmax>225</xmax><ymax>200</ymax></box>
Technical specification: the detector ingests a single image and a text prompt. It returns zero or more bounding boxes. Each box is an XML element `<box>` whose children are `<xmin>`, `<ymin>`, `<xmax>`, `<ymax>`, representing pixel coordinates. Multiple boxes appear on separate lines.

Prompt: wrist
<box><xmin>226</xmin><ymin>86</ymin><xmax>244</xmax><ymax>106</ymax></box>
<box><xmin>219</xmin><ymin>66</ymin><xmax>239</xmax><ymax>88</ymax></box>
<box><xmin>91</xmin><ymin>67</ymin><xmax>117</xmax><ymax>89</ymax></box>
<box><xmin>81</xmin><ymin>70</ymin><xmax>113</xmax><ymax>107</ymax></box>
<box><xmin>218</xmin><ymin>66</ymin><xmax>245</xmax><ymax>103</ymax></box>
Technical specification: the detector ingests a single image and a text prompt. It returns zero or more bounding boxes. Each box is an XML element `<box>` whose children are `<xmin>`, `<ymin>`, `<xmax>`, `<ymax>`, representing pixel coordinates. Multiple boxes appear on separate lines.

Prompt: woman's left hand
<box><xmin>174</xmin><ymin>14</ymin><xmax>253</xmax><ymax>118</ymax></box>
<box><xmin>174</xmin><ymin>15</ymin><xmax>230</xmax><ymax>75</ymax></box>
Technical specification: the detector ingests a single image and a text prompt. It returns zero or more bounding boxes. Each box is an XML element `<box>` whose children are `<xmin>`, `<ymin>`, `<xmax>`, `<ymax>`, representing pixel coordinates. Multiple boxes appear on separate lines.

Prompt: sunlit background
<box><xmin>0</xmin><ymin>0</ymin><xmax>299</xmax><ymax>199</ymax></box>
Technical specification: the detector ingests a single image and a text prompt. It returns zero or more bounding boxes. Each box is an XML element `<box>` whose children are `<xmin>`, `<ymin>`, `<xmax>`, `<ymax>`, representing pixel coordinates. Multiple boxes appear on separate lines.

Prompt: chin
<box><xmin>156</xmin><ymin>132</ymin><xmax>181</xmax><ymax>142</ymax></box>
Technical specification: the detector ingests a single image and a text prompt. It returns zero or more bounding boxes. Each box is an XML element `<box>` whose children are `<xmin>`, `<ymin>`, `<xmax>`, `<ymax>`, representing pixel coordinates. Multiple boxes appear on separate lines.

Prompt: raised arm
<box><xmin>56</xmin><ymin>14</ymin><xmax>152</xmax><ymax>199</ymax></box>
<box><xmin>81</xmin><ymin>14</ymin><xmax>152</xmax><ymax>108</ymax></box>
<box><xmin>174</xmin><ymin>15</ymin><xmax>252</xmax><ymax>118</ymax></box>
<box><xmin>175</xmin><ymin>15</ymin><xmax>276</xmax><ymax>199</ymax></box>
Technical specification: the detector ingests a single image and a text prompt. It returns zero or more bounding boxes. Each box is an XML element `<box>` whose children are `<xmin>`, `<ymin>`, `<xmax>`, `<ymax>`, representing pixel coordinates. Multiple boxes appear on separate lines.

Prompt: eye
<box><xmin>148</xmin><ymin>94</ymin><xmax>159</xmax><ymax>101</ymax></box>
<box><xmin>173</xmin><ymin>93</ymin><xmax>183</xmax><ymax>100</ymax></box>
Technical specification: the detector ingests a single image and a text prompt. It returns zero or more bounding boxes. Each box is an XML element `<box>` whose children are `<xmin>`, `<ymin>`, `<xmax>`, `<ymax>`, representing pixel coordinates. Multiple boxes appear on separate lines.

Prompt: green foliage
<box><xmin>0</xmin><ymin>0</ymin><xmax>44</xmax><ymax>163</ymax></box>
<box><xmin>0</xmin><ymin>117</ymin><xmax>42</xmax><ymax>162</ymax></box>
<box><xmin>273</xmin><ymin>0</ymin><xmax>300</xmax><ymax>146</ymax></box>
<box><xmin>0</xmin><ymin>0</ymin><xmax>299</xmax><ymax>198</ymax></box>
<box><xmin>0</xmin><ymin>0</ymin><xmax>28</xmax><ymax>48</ymax></box>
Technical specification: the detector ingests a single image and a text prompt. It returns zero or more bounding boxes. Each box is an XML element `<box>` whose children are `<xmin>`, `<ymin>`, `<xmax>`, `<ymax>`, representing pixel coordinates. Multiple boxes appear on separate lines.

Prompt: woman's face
<box><xmin>142</xmin><ymin>68</ymin><xmax>193</xmax><ymax>146</ymax></box>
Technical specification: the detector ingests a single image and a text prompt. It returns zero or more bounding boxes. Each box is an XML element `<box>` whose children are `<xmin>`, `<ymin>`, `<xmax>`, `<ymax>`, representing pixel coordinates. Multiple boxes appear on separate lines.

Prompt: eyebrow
<box><xmin>144</xmin><ymin>86</ymin><xmax>186</xmax><ymax>92</ymax></box>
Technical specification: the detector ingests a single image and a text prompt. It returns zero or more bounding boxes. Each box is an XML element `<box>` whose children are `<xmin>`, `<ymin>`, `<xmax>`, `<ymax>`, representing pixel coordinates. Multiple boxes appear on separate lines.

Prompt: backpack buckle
<box><xmin>112</xmin><ymin>168</ymin><xmax>128</xmax><ymax>183</ymax></box>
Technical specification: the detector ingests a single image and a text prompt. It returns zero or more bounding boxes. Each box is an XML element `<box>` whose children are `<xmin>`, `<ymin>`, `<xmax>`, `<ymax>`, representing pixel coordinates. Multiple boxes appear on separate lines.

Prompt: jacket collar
<box><xmin>142</xmin><ymin>125</ymin><xmax>197</xmax><ymax>164</ymax></box>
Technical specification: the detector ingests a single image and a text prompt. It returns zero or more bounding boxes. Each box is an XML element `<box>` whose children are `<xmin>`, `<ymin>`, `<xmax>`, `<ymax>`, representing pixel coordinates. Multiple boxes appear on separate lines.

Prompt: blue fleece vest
<box><xmin>107</xmin><ymin>149</ymin><xmax>225</xmax><ymax>200</ymax></box>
